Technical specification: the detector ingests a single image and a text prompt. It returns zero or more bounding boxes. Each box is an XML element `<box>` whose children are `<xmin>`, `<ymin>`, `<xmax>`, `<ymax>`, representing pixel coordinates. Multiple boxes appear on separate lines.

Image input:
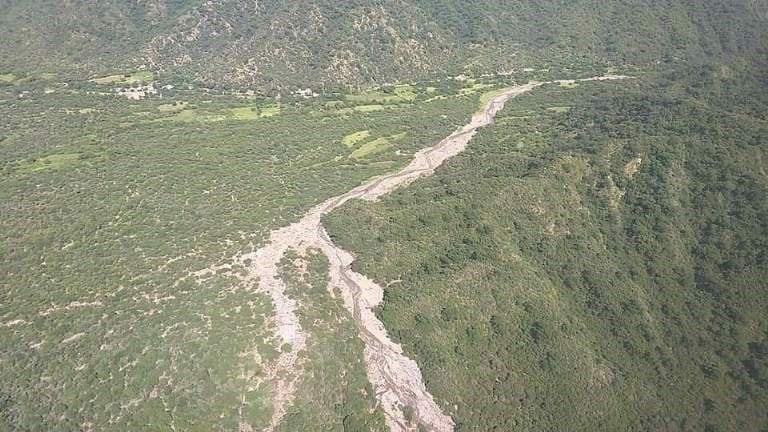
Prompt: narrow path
<box><xmin>233</xmin><ymin>75</ymin><xmax>628</xmax><ymax>431</ymax></box>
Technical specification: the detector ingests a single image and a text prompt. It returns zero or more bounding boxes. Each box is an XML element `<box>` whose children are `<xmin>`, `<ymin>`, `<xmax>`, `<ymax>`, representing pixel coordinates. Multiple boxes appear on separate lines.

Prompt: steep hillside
<box><xmin>325</xmin><ymin>67</ymin><xmax>768</xmax><ymax>430</ymax></box>
<box><xmin>2</xmin><ymin>0</ymin><xmax>766</xmax><ymax>91</ymax></box>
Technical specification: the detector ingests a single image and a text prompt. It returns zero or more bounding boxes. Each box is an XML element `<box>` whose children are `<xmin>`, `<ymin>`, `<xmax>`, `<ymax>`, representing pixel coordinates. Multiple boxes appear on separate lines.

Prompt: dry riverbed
<box><xmin>193</xmin><ymin>75</ymin><xmax>628</xmax><ymax>431</ymax></box>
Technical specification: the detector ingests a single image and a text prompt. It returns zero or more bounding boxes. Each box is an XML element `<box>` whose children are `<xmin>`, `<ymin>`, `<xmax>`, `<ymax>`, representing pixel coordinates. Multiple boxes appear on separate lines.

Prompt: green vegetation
<box><xmin>278</xmin><ymin>250</ymin><xmax>386</xmax><ymax>431</ymax></box>
<box><xmin>0</xmin><ymin>71</ymin><xmax>478</xmax><ymax>430</ymax></box>
<box><xmin>546</xmin><ymin>105</ymin><xmax>571</xmax><ymax>113</ymax></box>
<box><xmin>1</xmin><ymin>1</ymin><xmax>765</xmax><ymax>91</ymax></box>
<box><xmin>346</xmin><ymin>85</ymin><xmax>418</xmax><ymax>104</ymax></box>
<box><xmin>14</xmin><ymin>152</ymin><xmax>87</xmax><ymax>173</ymax></box>
<box><xmin>1</xmin><ymin>1</ymin><xmax>766</xmax><ymax>431</ymax></box>
<box><xmin>259</xmin><ymin>105</ymin><xmax>280</xmax><ymax>118</ymax></box>
<box><xmin>326</xmin><ymin>68</ymin><xmax>768</xmax><ymax>431</ymax></box>
<box><xmin>459</xmin><ymin>82</ymin><xmax>494</xmax><ymax>98</ymax></box>
<box><xmin>229</xmin><ymin>106</ymin><xmax>259</xmax><ymax>120</ymax></box>
<box><xmin>353</xmin><ymin>104</ymin><xmax>385</xmax><ymax>113</ymax></box>
<box><xmin>166</xmin><ymin>108</ymin><xmax>227</xmax><ymax>123</ymax></box>
<box><xmin>476</xmin><ymin>87</ymin><xmax>510</xmax><ymax>111</ymax></box>
<box><xmin>91</xmin><ymin>71</ymin><xmax>153</xmax><ymax>85</ymax></box>
<box><xmin>349</xmin><ymin>133</ymin><xmax>407</xmax><ymax>160</ymax></box>
<box><xmin>342</xmin><ymin>130</ymin><xmax>370</xmax><ymax>147</ymax></box>
<box><xmin>157</xmin><ymin>101</ymin><xmax>188</xmax><ymax>112</ymax></box>
<box><xmin>155</xmin><ymin>103</ymin><xmax>282</xmax><ymax>123</ymax></box>
<box><xmin>559</xmin><ymin>81</ymin><xmax>580</xmax><ymax>89</ymax></box>
<box><xmin>0</xmin><ymin>73</ymin><xmax>17</xmax><ymax>83</ymax></box>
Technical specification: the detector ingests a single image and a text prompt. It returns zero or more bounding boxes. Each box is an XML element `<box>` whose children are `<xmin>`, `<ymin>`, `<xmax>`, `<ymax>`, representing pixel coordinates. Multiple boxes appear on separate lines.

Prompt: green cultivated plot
<box><xmin>15</xmin><ymin>152</ymin><xmax>84</xmax><ymax>172</ymax></box>
<box><xmin>353</xmin><ymin>104</ymin><xmax>385</xmax><ymax>113</ymax></box>
<box><xmin>0</xmin><ymin>73</ymin><xmax>17</xmax><ymax>83</ymax></box>
<box><xmin>229</xmin><ymin>106</ymin><xmax>259</xmax><ymax>120</ymax></box>
<box><xmin>259</xmin><ymin>105</ymin><xmax>280</xmax><ymax>118</ymax></box>
<box><xmin>342</xmin><ymin>130</ymin><xmax>370</xmax><ymax>147</ymax></box>
<box><xmin>157</xmin><ymin>101</ymin><xmax>188</xmax><ymax>112</ymax></box>
<box><xmin>346</xmin><ymin>85</ymin><xmax>418</xmax><ymax>104</ymax></box>
<box><xmin>90</xmin><ymin>71</ymin><xmax>154</xmax><ymax>85</ymax></box>
<box><xmin>476</xmin><ymin>87</ymin><xmax>510</xmax><ymax>111</ymax></box>
<box><xmin>349</xmin><ymin>133</ymin><xmax>407</xmax><ymax>159</ymax></box>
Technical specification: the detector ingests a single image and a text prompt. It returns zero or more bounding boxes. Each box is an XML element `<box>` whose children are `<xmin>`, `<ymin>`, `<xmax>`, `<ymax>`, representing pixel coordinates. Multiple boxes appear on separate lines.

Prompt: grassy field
<box><xmin>90</xmin><ymin>71</ymin><xmax>154</xmax><ymax>85</ymax></box>
<box><xmin>0</xmin><ymin>73</ymin><xmax>17</xmax><ymax>83</ymax></box>
<box><xmin>349</xmin><ymin>133</ymin><xmax>407</xmax><ymax>160</ymax></box>
<box><xmin>346</xmin><ymin>85</ymin><xmax>418</xmax><ymax>104</ymax></box>
<box><xmin>342</xmin><ymin>130</ymin><xmax>370</xmax><ymax>147</ymax></box>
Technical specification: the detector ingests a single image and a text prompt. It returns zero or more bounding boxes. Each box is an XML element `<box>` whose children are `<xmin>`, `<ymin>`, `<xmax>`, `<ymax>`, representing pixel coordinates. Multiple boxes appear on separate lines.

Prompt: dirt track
<box><xmin>233</xmin><ymin>75</ymin><xmax>628</xmax><ymax>431</ymax></box>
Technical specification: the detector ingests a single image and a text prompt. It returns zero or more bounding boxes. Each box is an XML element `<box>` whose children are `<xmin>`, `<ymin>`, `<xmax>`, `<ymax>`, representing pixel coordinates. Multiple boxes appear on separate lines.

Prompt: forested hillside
<box><xmin>326</xmin><ymin>66</ymin><xmax>768</xmax><ymax>430</ymax></box>
<box><xmin>2</xmin><ymin>0</ymin><xmax>766</xmax><ymax>91</ymax></box>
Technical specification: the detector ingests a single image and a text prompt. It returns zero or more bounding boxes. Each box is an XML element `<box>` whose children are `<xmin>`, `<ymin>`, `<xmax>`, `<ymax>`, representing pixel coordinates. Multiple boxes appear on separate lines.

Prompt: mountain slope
<box><xmin>2</xmin><ymin>0</ymin><xmax>766</xmax><ymax>91</ymax></box>
<box><xmin>325</xmin><ymin>67</ymin><xmax>768</xmax><ymax>430</ymax></box>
